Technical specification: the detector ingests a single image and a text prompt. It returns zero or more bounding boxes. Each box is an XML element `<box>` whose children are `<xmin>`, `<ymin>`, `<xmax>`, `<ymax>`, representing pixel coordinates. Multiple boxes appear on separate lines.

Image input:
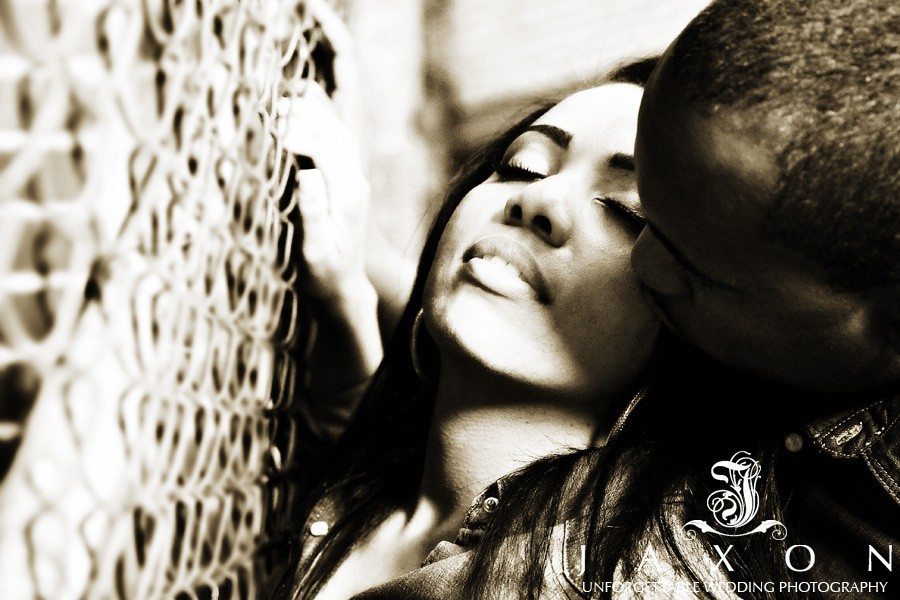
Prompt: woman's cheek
<box><xmin>568</xmin><ymin>259</ymin><xmax>657</xmax><ymax>341</ymax></box>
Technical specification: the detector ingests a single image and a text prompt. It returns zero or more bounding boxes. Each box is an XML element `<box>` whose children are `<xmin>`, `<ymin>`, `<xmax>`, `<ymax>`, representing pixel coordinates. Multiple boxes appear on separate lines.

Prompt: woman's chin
<box><xmin>427</xmin><ymin>318</ymin><xmax>590</xmax><ymax>401</ymax></box>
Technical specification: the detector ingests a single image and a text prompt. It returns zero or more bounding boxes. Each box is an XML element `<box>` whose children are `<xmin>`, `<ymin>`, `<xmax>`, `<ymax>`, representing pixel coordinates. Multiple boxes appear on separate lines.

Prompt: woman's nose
<box><xmin>503</xmin><ymin>186</ymin><xmax>572</xmax><ymax>247</ymax></box>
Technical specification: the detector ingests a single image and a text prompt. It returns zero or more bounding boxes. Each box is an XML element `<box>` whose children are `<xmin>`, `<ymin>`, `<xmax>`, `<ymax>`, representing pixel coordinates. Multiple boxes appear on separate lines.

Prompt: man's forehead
<box><xmin>641</xmin><ymin>81</ymin><xmax>784</xmax><ymax>221</ymax></box>
<box><xmin>642</xmin><ymin>57</ymin><xmax>785</xmax><ymax>204</ymax></box>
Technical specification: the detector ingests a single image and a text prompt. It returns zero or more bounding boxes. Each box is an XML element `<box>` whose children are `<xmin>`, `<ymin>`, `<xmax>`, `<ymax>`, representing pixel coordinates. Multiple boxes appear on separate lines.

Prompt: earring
<box><xmin>410</xmin><ymin>308</ymin><xmax>432</xmax><ymax>384</ymax></box>
<box><xmin>592</xmin><ymin>384</ymin><xmax>649</xmax><ymax>447</ymax></box>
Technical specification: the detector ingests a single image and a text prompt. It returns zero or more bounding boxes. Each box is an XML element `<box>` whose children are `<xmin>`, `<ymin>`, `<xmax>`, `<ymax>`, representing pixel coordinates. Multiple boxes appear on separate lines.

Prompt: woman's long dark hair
<box><xmin>458</xmin><ymin>336</ymin><xmax>810</xmax><ymax>600</ymax></box>
<box><xmin>264</xmin><ymin>100</ymin><xmax>556</xmax><ymax>598</ymax></box>
<box><xmin>272</xmin><ymin>58</ymin><xmax>808</xmax><ymax>600</ymax></box>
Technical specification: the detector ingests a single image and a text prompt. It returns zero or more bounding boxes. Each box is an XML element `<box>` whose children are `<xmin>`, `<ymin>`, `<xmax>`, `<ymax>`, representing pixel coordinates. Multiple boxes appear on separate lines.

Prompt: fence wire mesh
<box><xmin>0</xmin><ymin>0</ymin><xmax>341</xmax><ymax>596</ymax></box>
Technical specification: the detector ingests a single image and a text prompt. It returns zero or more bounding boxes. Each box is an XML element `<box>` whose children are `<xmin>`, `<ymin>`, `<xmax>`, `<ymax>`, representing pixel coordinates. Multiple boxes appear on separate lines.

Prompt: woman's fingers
<box><xmin>295</xmin><ymin>166</ymin><xmax>368</xmax><ymax>301</ymax></box>
<box><xmin>296</xmin><ymin>168</ymin><xmax>332</xmax><ymax>263</ymax></box>
<box><xmin>295</xmin><ymin>168</ymin><xmax>330</xmax><ymax>223</ymax></box>
<box><xmin>280</xmin><ymin>88</ymin><xmax>354</xmax><ymax>158</ymax></box>
<box><xmin>276</xmin><ymin>82</ymin><xmax>369</xmax><ymax>300</ymax></box>
<box><xmin>279</xmin><ymin>92</ymin><xmax>364</xmax><ymax>206</ymax></box>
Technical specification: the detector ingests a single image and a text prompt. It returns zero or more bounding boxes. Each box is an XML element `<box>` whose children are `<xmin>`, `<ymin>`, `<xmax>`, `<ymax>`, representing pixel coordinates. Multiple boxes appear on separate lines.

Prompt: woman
<box><xmin>274</xmin><ymin>65</ymin><xmax>800</xmax><ymax>598</ymax></box>
<box><xmin>265</xmin><ymin>58</ymin><xmax>688</xmax><ymax>599</ymax></box>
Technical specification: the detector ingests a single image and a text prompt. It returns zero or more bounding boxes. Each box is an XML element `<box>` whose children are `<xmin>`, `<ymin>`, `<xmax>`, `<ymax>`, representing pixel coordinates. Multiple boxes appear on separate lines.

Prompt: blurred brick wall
<box><xmin>347</xmin><ymin>0</ymin><xmax>448</xmax><ymax>312</ymax></box>
<box><xmin>429</xmin><ymin>0</ymin><xmax>711</xmax><ymax>150</ymax></box>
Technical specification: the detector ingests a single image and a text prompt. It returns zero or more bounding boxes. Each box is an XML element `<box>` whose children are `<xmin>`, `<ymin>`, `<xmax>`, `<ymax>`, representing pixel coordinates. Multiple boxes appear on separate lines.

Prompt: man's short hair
<box><xmin>665</xmin><ymin>0</ymin><xmax>899</xmax><ymax>290</ymax></box>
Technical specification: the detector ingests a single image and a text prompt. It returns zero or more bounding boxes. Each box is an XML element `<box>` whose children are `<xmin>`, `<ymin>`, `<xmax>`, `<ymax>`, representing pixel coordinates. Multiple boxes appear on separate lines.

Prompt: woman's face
<box><xmin>425</xmin><ymin>84</ymin><xmax>660</xmax><ymax>403</ymax></box>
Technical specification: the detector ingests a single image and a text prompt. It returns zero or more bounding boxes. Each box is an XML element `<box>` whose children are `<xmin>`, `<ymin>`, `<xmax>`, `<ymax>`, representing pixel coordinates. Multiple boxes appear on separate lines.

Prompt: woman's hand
<box><xmin>279</xmin><ymin>83</ymin><xmax>382</xmax><ymax>441</ymax></box>
<box><xmin>281</xmin><ymin>83</ymin><xmax>371</xmax><ymax>306</ymax></box>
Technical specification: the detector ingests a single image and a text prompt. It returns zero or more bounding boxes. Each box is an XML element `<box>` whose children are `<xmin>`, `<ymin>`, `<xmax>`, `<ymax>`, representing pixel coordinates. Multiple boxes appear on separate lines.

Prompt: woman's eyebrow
<box><xmin>525</xmin><ymin>124</ymin><xmax>572</xmax><ymax>149</ymax></box>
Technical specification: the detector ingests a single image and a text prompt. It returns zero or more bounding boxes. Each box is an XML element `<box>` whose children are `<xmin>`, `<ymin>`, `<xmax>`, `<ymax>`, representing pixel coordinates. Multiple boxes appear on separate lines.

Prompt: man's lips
<box><xmin>639</xmin><ymin>284</ymin><xmax>676</xmax><ymax>329</ymax></box>
<box><xmin>461</xmin><ymin>235</ymin><xmax>550</xmax><ymax>302</ymax></box>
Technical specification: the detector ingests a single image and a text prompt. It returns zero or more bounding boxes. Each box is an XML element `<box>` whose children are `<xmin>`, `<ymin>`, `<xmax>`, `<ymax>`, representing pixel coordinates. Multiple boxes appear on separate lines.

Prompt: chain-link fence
<box><xmin>0</xmin><ymin>0</ymin><xmax>341</xmax><ymax>596</ymax></box>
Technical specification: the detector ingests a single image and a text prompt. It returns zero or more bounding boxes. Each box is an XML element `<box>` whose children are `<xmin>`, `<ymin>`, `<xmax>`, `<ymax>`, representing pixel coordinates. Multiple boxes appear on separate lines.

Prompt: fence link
<box><xmin>0</xmin><ymin>0</ymin><xmax>341</xmax><ymax>596</ymax></box>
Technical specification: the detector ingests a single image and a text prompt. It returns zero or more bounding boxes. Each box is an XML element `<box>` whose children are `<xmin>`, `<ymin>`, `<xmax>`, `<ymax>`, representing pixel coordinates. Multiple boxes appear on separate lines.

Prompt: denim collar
<box><xmin>805</xmin><ymin>390</ymin><xmax>900</xmax><ymax>505</ymax></box>
<box><xmin>805</xmin><ymin>391</ymin><xmax>900</xmax><ymax>458</ymax></box>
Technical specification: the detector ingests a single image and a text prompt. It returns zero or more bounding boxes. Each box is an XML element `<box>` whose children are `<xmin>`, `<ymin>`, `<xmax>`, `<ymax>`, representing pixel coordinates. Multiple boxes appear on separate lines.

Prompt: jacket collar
<box><xmin>805</xmin><ymin>390</ymin><xmax>900</xmax><ymax>458</ymax></box>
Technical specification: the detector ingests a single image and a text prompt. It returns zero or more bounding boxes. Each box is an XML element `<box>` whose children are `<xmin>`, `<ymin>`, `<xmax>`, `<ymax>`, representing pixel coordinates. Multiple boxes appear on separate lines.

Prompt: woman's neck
<box><xmin>412</xmin><ymin>359</ymin><xmax>599</xmax><ymax>547</ymax></box>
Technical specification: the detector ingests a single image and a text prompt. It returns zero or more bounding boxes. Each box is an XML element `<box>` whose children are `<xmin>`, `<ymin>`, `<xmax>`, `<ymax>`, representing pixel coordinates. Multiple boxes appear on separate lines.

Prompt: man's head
<box><xmin>632</xmin><ymin>0</ymin><xmax>899</xmax><ymax>392</ymax></box>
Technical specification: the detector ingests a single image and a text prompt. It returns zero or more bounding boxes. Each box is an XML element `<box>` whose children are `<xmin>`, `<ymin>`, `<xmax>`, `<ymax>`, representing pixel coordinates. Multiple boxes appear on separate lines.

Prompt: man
<box><xmin>631</xmin><ymin>0</ymin><xmax>898</xmax><ymax>593</ymax></box>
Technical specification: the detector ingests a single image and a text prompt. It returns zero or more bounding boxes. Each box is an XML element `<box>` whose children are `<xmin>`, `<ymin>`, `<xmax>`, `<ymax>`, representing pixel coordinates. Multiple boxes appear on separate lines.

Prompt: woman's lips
<box><xmin>461</xmin><ymin>236</ymin><xmax>550</xmax><ymax>302</ymax></box>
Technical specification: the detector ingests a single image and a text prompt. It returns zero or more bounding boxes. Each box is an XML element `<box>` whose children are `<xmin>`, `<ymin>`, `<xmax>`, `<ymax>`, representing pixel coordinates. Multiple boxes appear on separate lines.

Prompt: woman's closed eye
<box><xmin>496</xmin><ymin>151</ymin><xmax>551</xmax><ymax>181</ymax></box>
<box><xmin>494</xmin><ymin>127</ymin><xmax>568</xmax><ymax>182</ymax></box>
<box><xmin>594</xmin><ymin>196</ymin><xmax>646</xmax><ymax>234</ymax></box>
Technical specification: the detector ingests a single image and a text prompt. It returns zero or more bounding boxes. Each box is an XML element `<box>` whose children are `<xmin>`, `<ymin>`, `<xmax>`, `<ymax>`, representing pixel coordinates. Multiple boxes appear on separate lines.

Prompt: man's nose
<box><xmin>503</xmin><ymin>184</ymin><xmax>572</xmax><ymax>247</ymax></box>
<box><xmin>631</xmin><ymin>227</ymin><xmax>692</xmax><ymax>297</ymax></box>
